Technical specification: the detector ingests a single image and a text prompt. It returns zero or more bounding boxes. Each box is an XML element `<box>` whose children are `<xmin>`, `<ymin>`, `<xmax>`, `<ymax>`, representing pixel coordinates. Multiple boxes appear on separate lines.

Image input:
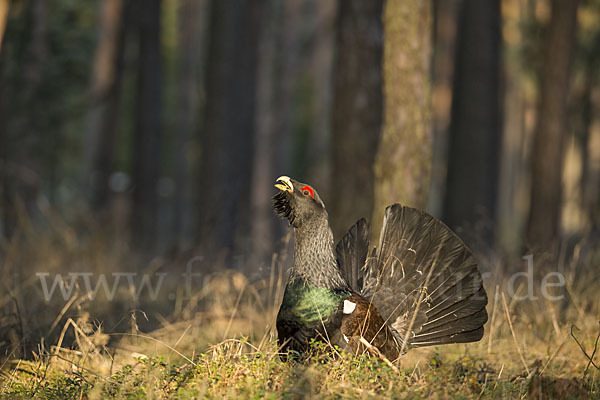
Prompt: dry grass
<box><xmin>1</xmin><ymin>221</ymin><xmax>599</xmax><ymax>399</ymax></box>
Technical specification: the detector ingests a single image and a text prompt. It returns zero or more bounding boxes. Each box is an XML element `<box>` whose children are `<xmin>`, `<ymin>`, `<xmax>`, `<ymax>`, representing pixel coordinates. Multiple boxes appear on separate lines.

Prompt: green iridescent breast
<box><xmin>279</xmin><ymin>278</ymin><xmax>349</xmax><ymax>325</ymax></box>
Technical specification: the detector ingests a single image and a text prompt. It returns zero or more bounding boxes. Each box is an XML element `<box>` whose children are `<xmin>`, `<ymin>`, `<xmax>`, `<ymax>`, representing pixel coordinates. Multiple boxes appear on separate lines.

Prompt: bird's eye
<box><xmin>300</xmin><ymin>185</ymin><xmax>314</xmax><ymax>199</ymax></box>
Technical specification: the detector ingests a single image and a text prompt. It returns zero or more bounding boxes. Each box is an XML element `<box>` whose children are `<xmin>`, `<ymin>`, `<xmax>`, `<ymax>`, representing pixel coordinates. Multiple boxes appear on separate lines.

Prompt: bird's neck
<box><xmin>291</xmin><ymin>216</ymin><xmax>348</xmax><ymax>290</ymax></box>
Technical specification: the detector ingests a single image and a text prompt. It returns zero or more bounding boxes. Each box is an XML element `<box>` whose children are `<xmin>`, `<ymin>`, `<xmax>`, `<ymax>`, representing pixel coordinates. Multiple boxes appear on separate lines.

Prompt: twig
<box><xmin>256</xmin><ymin>324</ymin><xmax>271</xmax><ymax>352</ymax></box>
<box><xmin>548</xmin><ymin>301</ymin><xmax>561</xmax><ymax>337</ymax></box>
<box><xmin>492</xmin><ymin>363</ymin><xmax>504</xmax><ymax>392</ymax></box>
<box><xmin>359</xmin><ymin>336</ymin><xmax>399</xmax><ymax>373</ymax></box>
<box><xmin>311</xmin><ymin>294</ymin><xmax>343</xmax><ymax>359</ymax></box>
<box><xmin>539</xmin><ymin>330</ymin><xmax>569</xmax><ymax>376</ymax></box>
<box><xmin>501</xmin><ymin>292</ymin><xmax>529</xmax><ymax>375</ymax></box>
<box><xmin>48</xmin><ymin>353</ymin><xmax>117</xmax><ymax>384</ymax></box>
<box><xmin>209</xmin><ymin>338</ymin><xmax>260</xmax><ymax>353</ymax></box>
<box><xmin>399</xmin><ymin>239</ymin><xmax>444</xmax><ymax>355</ymax></box>
<box><xmin>173</xmin><ymin>324</ymin><xmax>192</xmax><ymax>349</ymax></box>
<box><xmin>588</xmin><ymin>323</ymin><xmax>600</xmax><ymax>373</ymax></box>
<box><xmin>222</xmin><ymin>280</ymin><xmax>247</xmax><ymax>340</ymax></box>
<box><xmin>5</xmin><ymin>359</ymin><xmax>22</xmax><ymax>393</ymax></box>
<box><xmin>570</xmin><ymin>323</ymin><xmax>600</xmax><ymax>375</ymax></box>
<box><xmin>110</xmin><ymin>332</ymin><xmax>196</xmax><ymax>365</ymax></box>
<box><xmin>53</xmin><ymin>318</ymin><xmax>96</xmax><ymax>357</ymax></box>
<box><xmin>46</xmin><ymin>294</ymin><xmax>80</xmax><ymax>337</ymax></box>
<box><xmin>487</xmin><ymin>284</ymin><xmax>499</xmax><ymax>354</ymax></box>
<box><xmin>409</xmin><ymin>360</ymin><xmax>421</xmax><ymax>381</ymax></box>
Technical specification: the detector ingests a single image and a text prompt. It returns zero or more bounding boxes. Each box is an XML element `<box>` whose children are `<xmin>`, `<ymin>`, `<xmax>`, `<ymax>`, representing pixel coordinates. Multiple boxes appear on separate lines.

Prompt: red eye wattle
<box><xmin>301</xmin><ymin>185</ymin><xmax>314</xmax><ymax>199</ymax></box>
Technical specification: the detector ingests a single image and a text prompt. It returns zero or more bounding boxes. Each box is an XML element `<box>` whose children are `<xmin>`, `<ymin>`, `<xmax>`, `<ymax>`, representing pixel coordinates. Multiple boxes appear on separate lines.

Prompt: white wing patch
<box><xmin>343</xmin><ymin>299</ymin><xmax>356</xmax><ymax>314</ymax></box>
<box><xmin>343</xmin><ymin>334</ymin><xmax>349</xmax><ymax>343</ymax></box>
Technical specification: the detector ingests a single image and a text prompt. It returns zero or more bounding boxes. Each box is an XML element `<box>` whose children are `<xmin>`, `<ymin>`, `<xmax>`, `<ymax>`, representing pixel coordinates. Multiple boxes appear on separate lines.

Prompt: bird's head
<box><xmin>272</xmin><ymin>176</ymin><xmax>326</xmax><ymax>227</ymax></box>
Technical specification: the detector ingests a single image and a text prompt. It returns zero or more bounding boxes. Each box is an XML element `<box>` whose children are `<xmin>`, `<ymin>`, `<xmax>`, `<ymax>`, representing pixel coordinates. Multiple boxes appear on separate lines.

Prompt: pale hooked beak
<box><xmin>274</xmin><ymin>176</ymin><xmax>293</xmax><ymax>193</ymax></box>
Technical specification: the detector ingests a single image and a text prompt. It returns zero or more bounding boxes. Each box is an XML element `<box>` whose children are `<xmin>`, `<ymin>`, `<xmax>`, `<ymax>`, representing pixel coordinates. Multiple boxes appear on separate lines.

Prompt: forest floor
<box><xmin>0</xmin><ymin>229</ymin><xmax>599</xmax><ymax>399</ymax></box>
<box><xmin>1</xmin><ymin>281</ymin><xmax>598</xmax><ymax>399</ymax></box>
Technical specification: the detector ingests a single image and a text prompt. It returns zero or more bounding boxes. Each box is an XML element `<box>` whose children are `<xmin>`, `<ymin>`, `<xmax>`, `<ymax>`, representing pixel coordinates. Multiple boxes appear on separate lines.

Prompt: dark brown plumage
<box><xmin>273</xmin><ymin>176</ymin><xmax>488</xmax><ymax>362</ymax></box>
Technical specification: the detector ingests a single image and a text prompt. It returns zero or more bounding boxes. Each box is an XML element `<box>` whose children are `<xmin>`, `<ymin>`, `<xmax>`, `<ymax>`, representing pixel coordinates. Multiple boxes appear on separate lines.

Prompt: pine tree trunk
<box><xmin>526</xmin><ymin>0</ymin><xmax>579</xmax><ymax>253</ymax></box>
<box><xmin>83</xmin><ymin>0</ymin><xmax>127</xmax><ymax>212</ymax></box>
<box><xmin>131</xmin><ymin>0</ymin><xmax>162</xmax><ymax>250</ymax></box>
<box><xmin>443</xmin><ymin>0</ymin><xmax>501</xmax><ymax>249</ymax></box>
<box><xmin>0</xmin><ymin>0</ymin><xmax>48</xmax><ymax>357</ymax></box>
<box><xmin>303</xmin><ymin>0</ymin><xmax>336</xmax><ymax>198</ymax></box>
<box><xmin>0</xmin><ymin>0</ymin><xmax>9</xmax><ymax>54</ymax></box>
<box><xmin>249</xmin><ymin>0</ymin><xmax>285</xmax><ymax>266</ymax></box>
<box><xmin>172</xmin><ymin>0</ymin><xmax>207</xmax><ymax>251</ymax></box>
<box><xmin>429</xmin><ymin>0</ymin><xmax>461</xmax><ymax>217</ymax></box>
<box><xmin>330</xmin><ymin>0</ymin><xmax>383</xmax><ymax>240</ymax></box>
<box><xmin>372</xmin><ymin>0</ymin><xmax>432</xmax><ymax>236</ymax></box>
<box><xmin>575</xmin><ymin>22</ymin><xmax>600</xmax><ymax>233</ymax></box>
<box><xmin>1</xmin><ymin>0</ymin><xmax>47</xmax><ymax>239</ymax></box>
<box><xmin>198</xmin><ymin>0</ymin><xmax>264</xmax><ymax>257</ymax></box>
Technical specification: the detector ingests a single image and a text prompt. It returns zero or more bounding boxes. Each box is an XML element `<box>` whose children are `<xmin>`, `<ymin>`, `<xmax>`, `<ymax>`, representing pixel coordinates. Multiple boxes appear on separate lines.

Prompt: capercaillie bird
<box><xmin>272</xmin><ymin>176</ymin><xmax>488</xmax><ymax>362</ymax></box>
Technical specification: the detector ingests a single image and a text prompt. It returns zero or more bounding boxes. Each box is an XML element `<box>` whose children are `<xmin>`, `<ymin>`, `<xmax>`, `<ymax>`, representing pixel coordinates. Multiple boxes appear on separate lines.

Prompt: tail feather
<box><xmin>426</xmin><ymin>287</ymin><xmax>488</xmax><ymax>326</ymax></box>
<box><xmin>335</xmin><ymin>218</ymin><xmax>369</xmax><ymax>292</ymax></box>
<box><xmin>429</xmin><ymin>273</ymin><xmax>486</xmax><ymax>310</ymax></box>
<box><xmin>410</xmin><ymin>326</ymin><xmax>485</xmax><ymax>347</ymax></box>
<box><xmin>418</xmin><ymin>294</ymin><xmax>488</xmax><ymax>334</ymax></box>
<box><xmin>411</xmin><ymin>309</ymin><xmax>488</xmax><ymax>342</ymax></box>
<box><xmin>359</xmin><ymin>204</ymin><xmax>488</xmax><ymax>349</ymax></box>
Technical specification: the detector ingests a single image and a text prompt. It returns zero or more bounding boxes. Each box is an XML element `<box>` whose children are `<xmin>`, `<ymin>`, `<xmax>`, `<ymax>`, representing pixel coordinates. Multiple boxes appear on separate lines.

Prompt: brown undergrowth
<box><xmin>0</xmin><ymin>219</ymin><xmax>599</xmax><ymax>399</ymax></box>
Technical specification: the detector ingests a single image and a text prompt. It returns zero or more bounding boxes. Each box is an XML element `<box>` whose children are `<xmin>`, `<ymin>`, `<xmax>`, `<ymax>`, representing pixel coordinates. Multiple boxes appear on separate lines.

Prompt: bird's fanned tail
<box><xmin>336</xmin><ymin>204</ymin><xmax>488</xmax><ymax>351</ymax></box>
<box><xmin>335</xmin><ymin>218</ymin><xmax>369</xmax><ymax>292</ymax></box>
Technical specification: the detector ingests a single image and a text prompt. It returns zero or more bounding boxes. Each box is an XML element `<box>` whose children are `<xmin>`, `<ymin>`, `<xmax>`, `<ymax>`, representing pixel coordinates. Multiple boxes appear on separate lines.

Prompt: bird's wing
<box><xmin>361</xmin><ymin>204</ymin><xmax>488</xmax><ymax>349</ymax></box>
<box><xmin>335</xmin><ymin>218</ymin><xmax>370</xmax><ymax>292</ymax></box>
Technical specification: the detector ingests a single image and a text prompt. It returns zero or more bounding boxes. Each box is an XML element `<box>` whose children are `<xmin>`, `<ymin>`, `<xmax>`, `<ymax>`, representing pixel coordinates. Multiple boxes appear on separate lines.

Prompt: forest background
<box><xmin>0</xmin><ymin>0</ymin><xmax>599</xmax><ymax>398</ymax></box>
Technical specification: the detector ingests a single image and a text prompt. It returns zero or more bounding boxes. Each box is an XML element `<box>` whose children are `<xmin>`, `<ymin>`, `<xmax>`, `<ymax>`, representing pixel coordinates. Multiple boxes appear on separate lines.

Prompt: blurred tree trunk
<box><xmin>171</xmin><ymin>0</ymin><xmax>207</xmax><ymax>251</ymax></box>
<box><xmin>429</xmin><ymin>0</ymin><xmax>461</xmax><ymax>217</ymax></box>
<box><xmin>526</xmin><ymin>0</ymin><xmax>579</xmax><ymax>253</ymax></box>
<box><xmin>250</xmin><ymin>0</ymin><xmax>286</xmax><ymax>266</ymax></box>
<box><xmin>131</xmin><ymin>0</ymin><xmax>162</xmax><ymax>250</ymax></box>
<box><xmin>0</xmin><ymin>0</ymin><xmax>8</xmax><ymax>54</ymax></box>
<box><xmin>83</xmin><ymin>0</ymin><xmax>128</xmax><ymax>212</ymax></box>
<box><xmin>1</xmin><ymin>0</ymin><xmax>47</xmax><ymax>240</ymax></box>
<box><xmin>251</xmin><ymin>0</ymin><xmax>336</xmax><ymax>267</ymax></box>
<box><xmin>330</xmin><ymin>0</ymin><xmax>383</xmax><ymax>240</ymax></box>
<box><xmin>0</xmin><ymin>0</ymin><xmax>48</xmax><ymax>358</ymax></box>
<box><xmin>443</xmin><ymin>0</ymin><xmax>501</xmax><ymax>249</ymax></box>
<box><xmin>496</xmin><ymin>0</ymin><xmax>529</xmax><ymax>255</ymax></box>
<box><xmin>198</xmin><ymin>0</ymin><xmax>264</xmax><ymax>258</ymax></box>
<box><xmin>577</xmin><ymin>30</ymin><xmax>600</xmax><ymax>234</ymax></box>
<box><xmin>577</xmin><ymin>72</ymin><xmax>595</xmax><ymax>233</ymax></box>
<box><xmin>303</xmin><ymin>0</ymin><xmax>336</xmax><ymax>199</ymax></box>
<box><xmin>372</xmin><ymin>0</ymin><xmax>432</xmax><ymax>237</ymax></box>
